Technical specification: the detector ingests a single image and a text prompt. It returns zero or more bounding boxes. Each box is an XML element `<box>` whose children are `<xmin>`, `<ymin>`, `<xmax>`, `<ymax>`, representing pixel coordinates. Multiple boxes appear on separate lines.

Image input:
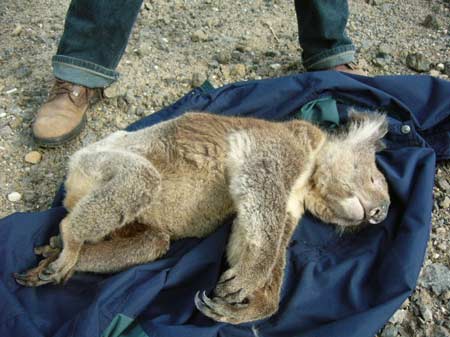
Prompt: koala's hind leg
<box><xmin>74</xmin><ymin>225</ymin><xmax>170</xmax><ymax>273</ymax></box>
<box><xmin>14</xmin><ymin>151</ymin><xmax>161</xmax><ymax>287</ymax></box>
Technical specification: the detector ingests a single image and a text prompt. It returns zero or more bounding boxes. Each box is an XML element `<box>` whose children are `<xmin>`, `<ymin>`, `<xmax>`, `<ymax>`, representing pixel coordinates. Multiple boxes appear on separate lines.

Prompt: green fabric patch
<box><xmin>296</xmin><ymin>96</ymin><xmax>340</xmax><ymax>128</ymax></box>
<box><xmin>101</xmin><ymin>314</ymin><xmax>148</xmax><ymax>337</ymax></box>
<box><xmin>199</xmin><ymin>80</ymin><xmax>215</xmax><ymax>93</ymax></box>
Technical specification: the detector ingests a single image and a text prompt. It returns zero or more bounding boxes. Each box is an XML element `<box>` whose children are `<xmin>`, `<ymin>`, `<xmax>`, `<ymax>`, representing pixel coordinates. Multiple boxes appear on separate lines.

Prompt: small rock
<box><xmin>8</xmin><ymin>192</ymin><xmax>22</xmax><ymax>202</ymax></box>
<box><xmin>373</xmin><ymin>56</ymin><xmax>390</xmax><ymax>67</ymax></box>
<box><xmin>215</xmin><ymin>53</ymin><xmax>231</xmax><ymax>64</ymax></box>
<box><xmin>437</xmin><ymin>63</ymin><xmax>445</xmax><ymax>71</ymax></box>
<box><xmin>406</xmin><ymin>53</ymin><xmax>430</xmax><ymax>72</ymax></box>
<box><xmin>0</xmin><ymin>125</ymin><xmax>12</xmax><ymax>137</ymax></box>
<box><xmin>419</xmin><ymin>263</ymin><xmax>450</xmax><ymax>295</ymax></box>
<box><xmin>434</xmin><ymin>326</ymin><xmax>450</xmax><ymax>337</ymax></box>
<box><xmin>381</xmin><ymin>324</ymin><xmax>399</xmax><ymax>337</ymax></box>
<box><xmin>191</xmin><ymin>30</ymin><xmax>208</xmax><ymax>42</ymax></box>
<box><xmin>420</xmin><ymin>305</ymin><xmax>433</xmax><ymax>321</ymax></box>
<box><xmin>191</xmin><ymin>72</ymin><xmax>207</xmax><ymax>87</ymax></box>
<box><xmin>12</xmin><ymin>24</ymin><xmax>23</xmax><ymax>36</ymax></box>
<box><xmin>230</xmin><ymin>64</ymin><xmax>246</xmax><ymax>78</ymax></box>
<box><xmin>15</xmin><ymin>65</ymin><xmax>32</xmax><ymax>79</ymax></box>
<box><xmin>9</xmin><ymin>116</ymin><xmax>23</xmax><ymax>129</ymax></box>
<box><xmin>377</xmin><ymin>43</ymin><xmax>392</xmax><ymax>57</ymax></box>
<box><xmin>235</xmin><ymin>41</ymin><xmax>251</xmax><ymax>53</ymax></box>
<box><xmin>430</xmin><ymin>69</ymin><xmax>441</xmax><ymax>77</ymax></box>
<box><xmin>24</xmin><ymin>151</ymin><xmax>42</xmax><ymax>164</ymax></box>
<box><xmin>437</xmin><ymin>178</ymin><xmax>450</xmax><ymax>191</ymax></box>
<box><xmin>264</xmin><ymin>50</ymin><xmax>280</xmax><ymax>58</ymax></box>
<box><xmin>22</xmin><ymin>190</ymin><xmax>36</xmax><ymax>204</ymax></box>
<box><xmin>422</xmin><ymin>14</ymin><xmax>440</xmax><ymax>30</ymax></box>
<box><xmin>220</xmin><ymin>65</ymin><xmax>231</xmax><ymax>81</ymax></box>
<box><xmin>104</xmin><ymin>82</ymin><xmax>127</xmax><ymax>98</ymax></box>
<box><xmin>270</xmin><ymin>63</ymin><xmax>282</xmax><ymax>70</ymax></box>
<box><xmin>389</xmin><ymin>309</ymin><xmax>407</xmax><ymax>325</ymax></box>
<box><xmin>444</xmin><ymin>62</ymin><xmax>450</xmax><ymax>77</ymax></box>
<box><xmin>439</xmin><ymin>196</ymin><xmax>450</xmax><ymax>209</ymax></box>
<box><xmin>114</xmin><ymin>115</ymin><xmax>128</xmax><ymax>129</ymax></box>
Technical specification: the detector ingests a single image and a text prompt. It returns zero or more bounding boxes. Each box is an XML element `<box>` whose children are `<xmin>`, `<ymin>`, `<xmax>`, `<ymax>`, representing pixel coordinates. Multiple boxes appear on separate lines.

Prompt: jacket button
<box><xmin>401</xmin><ymin>124</ymin><xmax>411</xmax><ymax>134</ymax></box>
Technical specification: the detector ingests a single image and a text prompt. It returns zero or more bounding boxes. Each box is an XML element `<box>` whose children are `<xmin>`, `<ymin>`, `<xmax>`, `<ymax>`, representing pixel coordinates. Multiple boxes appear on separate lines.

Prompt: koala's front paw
<box><xmin>214</xmin><ymin>267</ymin><xmax>264</xmax><ymax>304</ymax></box>
<box><xmin>36</xmin><ymin>258</ymin><xmax>75</xmax><ymax>285</ymax></box>
<box><xmin>195</xmin><ymin>291</ymin><xmax>250</xmax><ymax>324</ymax></box>
<box><xmin>14</xmin><ymin>254</ymin><xmax>59</xmax><ymax>287</ymax></box>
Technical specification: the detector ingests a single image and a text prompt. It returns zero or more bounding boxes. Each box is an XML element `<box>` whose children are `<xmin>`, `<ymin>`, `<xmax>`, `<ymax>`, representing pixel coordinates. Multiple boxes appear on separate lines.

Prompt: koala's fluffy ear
<box><xmin>346</xmin><ymin>109</ymin><xmax>388</xmax><ymax>151</ymax></box>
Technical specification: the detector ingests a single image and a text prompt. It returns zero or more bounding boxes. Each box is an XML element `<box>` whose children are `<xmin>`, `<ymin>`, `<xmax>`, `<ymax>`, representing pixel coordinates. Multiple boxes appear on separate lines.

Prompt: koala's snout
<box><xmin>367</xmin><ymin>201</ymin><xmax>390</xmax><ymax>224</ymax></box>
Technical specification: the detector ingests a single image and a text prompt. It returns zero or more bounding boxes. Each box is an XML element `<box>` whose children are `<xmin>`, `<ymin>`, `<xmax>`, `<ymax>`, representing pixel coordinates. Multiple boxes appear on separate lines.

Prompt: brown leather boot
<box><xmin>330</xmin><ymin>63</ymin><xmax>368</xmax><ymax>76</ymax></box>
<box><xmin>32</xmin><ymin>79</ymin><xmax>100</xmax><ymax>147</ymax></box>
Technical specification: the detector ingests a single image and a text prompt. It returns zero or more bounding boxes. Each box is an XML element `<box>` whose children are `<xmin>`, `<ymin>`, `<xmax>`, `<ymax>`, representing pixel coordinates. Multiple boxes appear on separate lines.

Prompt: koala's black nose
<box><xmin>368</xmin><ymin>202</ymin><xmax>390</xmax><ymax>224</ymax></box>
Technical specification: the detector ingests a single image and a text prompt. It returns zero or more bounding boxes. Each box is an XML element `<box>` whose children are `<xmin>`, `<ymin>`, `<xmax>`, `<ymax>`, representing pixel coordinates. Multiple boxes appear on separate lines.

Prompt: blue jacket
<box><xmin>1</xmin><ymin>72</ymin><xmax>449</xmax><ymax>337</ymax></box>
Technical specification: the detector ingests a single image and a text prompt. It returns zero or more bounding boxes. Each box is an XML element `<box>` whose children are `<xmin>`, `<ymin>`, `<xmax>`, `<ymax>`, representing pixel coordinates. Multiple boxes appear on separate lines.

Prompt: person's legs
<box><xmin>33</xmin><ymin>0</ymin><xmax>143</xmax><ymax>146</ymax></box>
<box><xmin>53</xmin><ymin>0</ymin><xmax>144</xmax><ymax>88</ymax></box>
<box><xmin>294</xmin><ymin>0</ymin><xmax>356</xmax><ymax>71</ymax></box>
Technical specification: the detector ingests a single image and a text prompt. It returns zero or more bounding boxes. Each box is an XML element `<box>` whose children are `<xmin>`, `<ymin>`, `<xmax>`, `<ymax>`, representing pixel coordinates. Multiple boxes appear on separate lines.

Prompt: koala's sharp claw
<box><xmin>195</xmin><ymin>291</ymin><xmax>210</xmax><ymax>312</ymax></box>
<box><xmin>201</xmin><ymin>291</ymin><xmax>216</xmax><ymax>308</ymax></box>
<box><xmin>13</xmin><ymin>272</ymin><xmax>27</xmax><ymax>281</ymax></box>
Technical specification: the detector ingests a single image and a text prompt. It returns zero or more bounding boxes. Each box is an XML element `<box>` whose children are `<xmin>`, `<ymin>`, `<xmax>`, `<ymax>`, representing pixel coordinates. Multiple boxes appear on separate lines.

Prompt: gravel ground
<box><xmin>1</xmin><ymin>0</ymin><xmax>450</xmax><ymax>336</ymax></box>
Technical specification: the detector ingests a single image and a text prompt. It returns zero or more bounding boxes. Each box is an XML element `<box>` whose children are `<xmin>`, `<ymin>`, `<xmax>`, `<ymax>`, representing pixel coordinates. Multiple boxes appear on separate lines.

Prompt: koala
<box><xmin>14</xmin><ymin>111</ymin><xmax>390</xmax><ymax>324</ymax></box>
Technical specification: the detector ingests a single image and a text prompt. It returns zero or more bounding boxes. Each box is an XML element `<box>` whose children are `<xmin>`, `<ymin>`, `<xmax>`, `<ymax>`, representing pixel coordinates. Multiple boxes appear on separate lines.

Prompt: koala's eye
<box><xmin>370</xmin><ymin>176</ymin><xmax>375</xmax><ymax>184</ymax></box>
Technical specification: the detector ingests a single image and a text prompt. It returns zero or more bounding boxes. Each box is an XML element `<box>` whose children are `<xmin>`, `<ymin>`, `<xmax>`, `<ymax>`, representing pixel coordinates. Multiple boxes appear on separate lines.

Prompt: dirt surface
<box><xmin>1</xmin><ymin>0</ymin><xmax>450</xmax><ymax>336</ymax></box>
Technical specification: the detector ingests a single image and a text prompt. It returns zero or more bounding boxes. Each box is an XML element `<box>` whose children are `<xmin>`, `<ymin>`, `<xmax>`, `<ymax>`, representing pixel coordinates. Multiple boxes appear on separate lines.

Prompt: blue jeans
<box><xmin>53</xmin><ymin>0</ymin><xmax>355</xmax><ymax>88</ymax></box>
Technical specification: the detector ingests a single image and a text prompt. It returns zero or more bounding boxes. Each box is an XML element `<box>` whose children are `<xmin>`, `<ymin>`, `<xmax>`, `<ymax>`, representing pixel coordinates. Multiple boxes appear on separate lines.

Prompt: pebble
<box><xmin>114</xmin><ymin>115</ymin><xmax>128</xmax><ymax>129</ymax></box>
<box><xmin>0</xmin><ymin>125</ymin><xmax>13</xmax><ymax>137</ymax></box>
<box><xmin>7</xmin><ymin>192</ymin><xmax>22</xmax><ymax>202</ymax></box>
<box><xmin>230</xmin><ymin>64</ymin><xmax>246</xmax><ymax>77</ymax></box>
<box><xmin>12</xmin><ymin>24</ymin><xmax>23</xmax><ymax>36</ymax></box>
<box><xmin>419</xmin><ymin>263</ymin><xmax>450</xmax><ymax>295</ymax></box>
<box><xmin>377</xmin><ymin>43</ymin><xmax>393</xmax><ymax>57</ymax></box>
<box><xmin>437</xmin><ymin>63</ymin><xmax>445</xmax><ymax>71</ymax></box>
<box><xmin>420</xmin><ymin>305</ymin><xmax>433</xmax><ymax>321</ymax></box>
<box><xmin>381</xmin><ymin>324</ymin><xmax>399</xmax><ymax>337</ymax></box>
<box><xmin>191</xmin><ymin>30</ymin><xmax>208</xmax><ymax>42</ymax></box>
<box><xmin>429</xmin><ymin>69</ymin><xmax>441</xmax><ymax>77</ymax></box>
<box><xmin>104</xmin><ymin>82</ymin><xmax>126</xmax><ymax>98</ymax></box>
<box><xmin>15</xmin><ymin>65</ymin><xmax>32</xmax><ymax>79</ymax></box>
<box><xmin>9</xmin><ymin>116</ymin><xmax>22</xmax><ymax>129</ymax></box>
<box><xmin>389</xmin><ymin>309</ymin><xmax>407</xmax><ymax>325</ymax></box>
<box><xmin>373</xmin><ymin>56</ymin><xmax>391</xmax><ymax>67</ymax></box>
<box><xmin>439</xmin><ymin>196</ymin><xmax>450</xmax><ymax>209</ymax></box>
<box><xmin>215</xmin><ymin>53</ymin><xmax>231</xmax><ymax>64</ymax></box>
<box><xmin>437</xmin><ymin>178</ymin><xmax>450</xmax><ymax>191</ymax></box>
<box><xmin>434</xmin><ymin>326</ymin><xmax>450</xmax><ymax>337</ymax></box>
<box><xmin>191</xmin><ymin>72</ymin><xmax>207</xmax><ymax>87</ymax></box>
<box><xmin>422</xmin><ymin>14</ymin><xmax>440</xmax><ymax>30</ymax></box>
<box><xmin>24</xmin><ymin>151</ymin><xmax>42</xmax><ymax>164</ymax></box>
<box><xmin>270</xmin><ymin>63</ymin><xmax>282</xmax><ymax>70</ymax></box>
<box><xmin>406</xmin><ymin>52</ymin><xmax>430</xmax><ymax>72</ymax></box>
<box><xmin>444</xmin><ymin>62</ymin><xmax>450</xmax><ymax>77</ymax></box>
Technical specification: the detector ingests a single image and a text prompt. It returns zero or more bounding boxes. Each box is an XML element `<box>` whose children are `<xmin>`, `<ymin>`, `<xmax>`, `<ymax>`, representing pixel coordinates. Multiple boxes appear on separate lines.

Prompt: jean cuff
<box><xmin>303</xmin><ymin>45</ymin><xmax>356</xmax><ymax>70</ymax></box>
<box><xmin>52</xmin><ymin>55</ymin><xmax>119</xmax><ymax>88</ymax></box>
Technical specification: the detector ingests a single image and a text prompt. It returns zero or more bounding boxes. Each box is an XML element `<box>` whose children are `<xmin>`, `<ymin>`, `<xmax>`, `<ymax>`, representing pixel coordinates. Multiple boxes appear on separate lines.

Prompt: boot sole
<box><xmin>33</xmin><ymin>113</ymin><xmax>87</xmax><ymax>148</ymax></box>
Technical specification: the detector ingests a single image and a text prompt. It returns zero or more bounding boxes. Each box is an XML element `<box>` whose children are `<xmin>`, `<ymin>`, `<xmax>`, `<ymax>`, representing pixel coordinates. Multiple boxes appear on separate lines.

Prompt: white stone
<box><xmin>8</xmin><ymin>192</ymin><xmax>22</xmax><ymax>202</ymax></box>
<box><xmin>24</xmin><ymin>151</ymin><xmax>42</xmax><ymax>164</ymax></box>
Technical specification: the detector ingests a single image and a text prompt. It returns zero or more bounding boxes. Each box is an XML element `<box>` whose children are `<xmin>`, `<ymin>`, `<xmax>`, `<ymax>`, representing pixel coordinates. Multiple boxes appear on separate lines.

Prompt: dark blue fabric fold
<box><xmin>1</xmin><ymin>72</ymin><xmax>449</xmax><ymax>337</ymax></box>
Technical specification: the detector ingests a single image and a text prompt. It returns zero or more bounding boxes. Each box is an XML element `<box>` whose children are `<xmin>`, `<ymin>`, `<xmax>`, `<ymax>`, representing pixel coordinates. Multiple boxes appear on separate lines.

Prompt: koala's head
<box><xmin>305</xmin><ymin>111</ymin><xmax>390</xmax><ymax>229</ymax></box>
